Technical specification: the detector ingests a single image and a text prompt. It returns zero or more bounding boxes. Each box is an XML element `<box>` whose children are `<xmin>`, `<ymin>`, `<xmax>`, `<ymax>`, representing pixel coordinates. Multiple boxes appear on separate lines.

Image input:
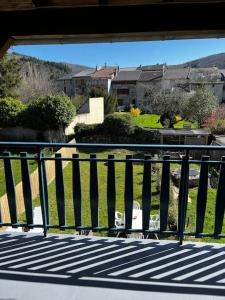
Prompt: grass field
<box><xmin>28</xmin><ymin>150</ymin><xmax>224</xmax><ymax>243</ymax></box>
<box><xmin>131</xmin><ymin>113</ymin><xmax>197</xmax><ymax>129</ymax></box>
<box><xmin>0</xmin><ymin>154</ymin><xmax>37</xmax><ymax>197</ymax></box>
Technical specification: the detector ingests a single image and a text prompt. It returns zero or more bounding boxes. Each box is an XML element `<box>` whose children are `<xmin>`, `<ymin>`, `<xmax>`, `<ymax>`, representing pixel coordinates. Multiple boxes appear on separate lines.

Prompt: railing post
<box><xmin>107</xmin><ymin>154</ymin><xmax>116</xmax><ymax>230</ymax></box>
<box><xmin>20</xmin><ymin>152</ymin><xmax>33</xmax><ymax>227</ymax></box>
<box><xmin>142</xmin><ymin>155</ymin><xmax>151</xmax><ymax>233</ymax></box>
<box><xmin>125</xmin><ymin>155</ymin><xmax>133</xmax><ymax>230</ymax></box>
<box><xmin>196</xmin><ymin>155</ymin><xmax>209</xmax><ymax>235</ymax></box>
<box><xmin>178</xmin><ymin>152</ymin><xmax>189</xmax><ymax>245</ymax></box>
<box><xmin>214</xmin><ymin>156</ymin><xmax>225</xmax><ymax>237</ymax></box>
<box><xmin>37</xmin><ymin>148</ymin><xmax>48</xmax><ymax>237</ymax></box>
<box><xmin>90</xmin><ymin>154</ymin><xmax>99</xmax><ymax>229</ymax></box>
<box><xmin>160</xmin><ymin>155</ymin><xmax>170</xmax><ymax>232</ymax></box>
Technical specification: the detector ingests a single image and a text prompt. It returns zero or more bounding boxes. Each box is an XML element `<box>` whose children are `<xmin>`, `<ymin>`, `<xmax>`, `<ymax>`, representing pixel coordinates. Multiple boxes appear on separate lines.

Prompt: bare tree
<box><xmin>16</xmin><ymin>63</ymin><xmax>56</xmax><ymax>102</ymax></box>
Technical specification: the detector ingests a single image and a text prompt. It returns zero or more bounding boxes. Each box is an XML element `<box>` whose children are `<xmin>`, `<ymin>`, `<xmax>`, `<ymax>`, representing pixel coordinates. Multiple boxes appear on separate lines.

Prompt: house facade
<box><xmin>111</xmin><ymin>68</ymin><xmax>141</xmax><ymax>105</ymax></box>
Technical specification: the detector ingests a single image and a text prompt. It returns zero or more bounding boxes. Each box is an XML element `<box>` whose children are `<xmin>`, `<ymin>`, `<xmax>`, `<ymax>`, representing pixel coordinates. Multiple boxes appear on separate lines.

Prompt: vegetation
<box><xmin>24</xmin><ymin>94</ymin><xmax>76</xmax><ymax>130</ymax></box>
<box><xmin>87</xmin><ymin>86</ymin><xmax>117</xmax><ymax>115</ymax></box>
<box><xmin>0</xmin><ymin>55</ymin><xmax>21</xmax><ymax>98</ymax></box>
<box><xmin>24</xmin><ymin>150</ymin><xmax>225</xmax><ymax>244</ymax></box>
<box><xmin>204</xmin><ymin>105</ymin><xmax>225</xmax><ymax>134</ymax></box>
<box><xmin>141</xmin><ymin>86</ymin><xmax>188</xmax><ymax>116</ymax></box>
<box><xmin>0</xmin><ymin>97</ymin><xmax>26</xmax><ymax>127</ymax></box>
<box><xmin>184</xmin><ymin>85</ymin><xmax>218</xmax><ymax>126</ymax></box>
<box><xmin>0</xmin><ymin>154</ymin><xmax>38</xmax><ymax>197</ymax></box>
<box><xmin>130</xmin><ymin>113</ymin><xmax>196</xmax><ymax>129</ymax></box>
<box><xmin>130</xmin><ymin>107</ymin><xmax>141</xmax><ymax>117</ymax></box>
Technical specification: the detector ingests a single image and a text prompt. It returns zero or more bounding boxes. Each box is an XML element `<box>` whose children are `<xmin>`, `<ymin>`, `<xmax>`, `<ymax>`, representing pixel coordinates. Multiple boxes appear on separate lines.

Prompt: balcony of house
<box><xmin>0</xmin><ymin>142</ymin><xmax>225</xmax><ymax>299</ymax></box>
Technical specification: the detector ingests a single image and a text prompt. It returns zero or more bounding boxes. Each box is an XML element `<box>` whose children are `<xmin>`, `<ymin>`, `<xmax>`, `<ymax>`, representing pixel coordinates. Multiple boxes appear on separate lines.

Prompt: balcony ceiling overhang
<box><xmin>1</xmin><ymin>0</ymin><xmax>225</xmax><ymax>56</ymax></box>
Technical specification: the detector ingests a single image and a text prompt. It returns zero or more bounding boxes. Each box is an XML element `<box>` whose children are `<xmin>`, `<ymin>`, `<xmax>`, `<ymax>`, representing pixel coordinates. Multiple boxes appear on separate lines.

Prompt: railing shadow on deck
<box><xmin>0</xmin><ymin>233</ymin><xmax>225</xmax><ymax>296</ymax></box>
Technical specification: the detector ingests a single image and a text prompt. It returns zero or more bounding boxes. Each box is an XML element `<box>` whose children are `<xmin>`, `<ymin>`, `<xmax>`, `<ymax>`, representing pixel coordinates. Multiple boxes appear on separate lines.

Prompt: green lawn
<box><xmin>24</xmin><ymin>150</ymin><xmax>224</xmax><ymax>243</ymax></box>
<box><xmin>0</xmin><ymin>154</ymin><xmax>38</xmax><ymax>197</ymax></box>
<box><xmin>31</xmin><ymin>150</ymin><xmax>161</xmax><ymax>234</ymax></box>
<box><xmin>0</xmin><ymin>149</ymin><xmax>52</xmax><ymax>198</ymax></box>
<box><xmin>131</xmin><ymin>114</ymin><xmax>197</xmax><ymax>129</ymax></box>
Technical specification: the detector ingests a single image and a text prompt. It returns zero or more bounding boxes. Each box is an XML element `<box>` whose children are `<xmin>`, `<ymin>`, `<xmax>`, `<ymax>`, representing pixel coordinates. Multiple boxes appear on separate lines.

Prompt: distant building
<box><xmin>56</xmin><ymin>66</ymin><xmax>118</xmax><ymax>98</ymax></box>
<box><xmin>88</xmin><ymin>66</ymin><xmax>118</xmax><ymax>94</ymax></box>
<box><xmin>57</xmin><ymin>63</ymin><xmax>225</xmax><ymax>107</ymax></box>
<box><xmin>111</xmin><ymin>68</ymin><xmax>141</xmax><ymax>105</ymax></box>
<box><xmin>137</xmin><ymin>64</ymin><xmax>165</xmax><ymax>107</ymax></box>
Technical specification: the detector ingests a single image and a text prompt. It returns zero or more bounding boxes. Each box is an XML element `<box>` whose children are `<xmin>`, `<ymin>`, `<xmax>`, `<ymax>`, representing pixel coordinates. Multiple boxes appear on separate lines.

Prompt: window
<box><xmin>117</xmin><ymin>89</ymin><xmax>129</xmax><ymax>95</ymax></box>
<box><xmin>118</xmin><ymin>99</ymin><xmax>124</xmax><ymax>105</ymax></box>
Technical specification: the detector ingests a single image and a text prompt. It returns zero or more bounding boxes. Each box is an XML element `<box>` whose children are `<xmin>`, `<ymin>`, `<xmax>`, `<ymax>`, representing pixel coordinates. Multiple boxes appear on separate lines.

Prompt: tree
<box><xmin>17</xmin><ymin>69</ymin><xmax>56</xmax><ymax>103</ymax></box>
<box><xmin>0</xmin><ymin>55</ymin><xmax>21</xmax><ymax>98</ymax></box>
<box><xmin>0</xmin><ymin>97</ymin><xmax>26</xmax><ymax>127</ymax></box>
<box><xmin>24</xmin><ymin>93</ymin><xmax>76</xmax><ymax>130</ymax></box>
<box><xmin>184</xmin><ymin>85</ymin><xmax>218</xmax><ymax>127</ymax></box>
<box><xmin>143</xmin><ymin>85</ymin><xmax>188</xmax><ymax>116</ymax></box>
<box><xmin>87</xmin><ymin>86</ymin><xmax>117</xmax><ymax>115</ymax></box>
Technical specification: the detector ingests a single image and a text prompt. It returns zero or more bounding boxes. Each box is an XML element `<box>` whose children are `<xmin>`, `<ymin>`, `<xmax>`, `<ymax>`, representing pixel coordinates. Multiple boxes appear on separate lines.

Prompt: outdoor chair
<box><xmin>133</xmin><ymin>201</ymin><xmax>141</xmax><ymax>210</ymax></box>
<box><xmin>148</xmin><ymin>214</ymin><xmax>160</xmax><ymax>239</ymax></box>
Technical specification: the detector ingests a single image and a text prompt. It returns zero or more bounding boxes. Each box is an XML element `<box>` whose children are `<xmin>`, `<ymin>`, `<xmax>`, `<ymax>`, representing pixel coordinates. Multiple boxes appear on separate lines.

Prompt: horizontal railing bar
<box><xmin>0</xmin><ymin>142</ymin><xmax>225</xmax><ymax>151</ymax></box>
<box><xmin>1</xmin><ymin>156</ymin><xmax>225</xmax><ymax>165</ymax></box>
<box><xmin>1</xmin><ymin>222</ymin><xmax>225</xmax><ymax>238</ymax></box>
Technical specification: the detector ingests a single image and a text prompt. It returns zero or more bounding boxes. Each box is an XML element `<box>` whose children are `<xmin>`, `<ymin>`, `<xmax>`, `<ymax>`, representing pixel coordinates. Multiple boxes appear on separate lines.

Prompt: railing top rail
<box><xmin>0</xmin><ymin>142</ymin><xmax>224</xmax><ymax>151</ymax></box>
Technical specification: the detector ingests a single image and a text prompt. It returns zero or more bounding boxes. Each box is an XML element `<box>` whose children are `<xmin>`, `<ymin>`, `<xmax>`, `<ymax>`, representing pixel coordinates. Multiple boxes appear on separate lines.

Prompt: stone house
<box><xmin>136</xmin><ymin>65</ymin><xmax>165</xmax><ymax>107</ymax></box>
<box><xmin>111</xmin><ymin>68</ymin><xmax>141</xmax><ymax>105</ymax></box>
<box><xmin>72</xmin><ymin>68</ymin><xmax>95</xmax><ymax>96</ymax></box>
<box><xmin>189</xmin><ymin>68</ymin><xmax>224</xmax><ymax>102</ymax></box>
<box><xmin>87</xmin><ymin>66</ymin><xmax>119</xmax><ymax>94</ymax></box>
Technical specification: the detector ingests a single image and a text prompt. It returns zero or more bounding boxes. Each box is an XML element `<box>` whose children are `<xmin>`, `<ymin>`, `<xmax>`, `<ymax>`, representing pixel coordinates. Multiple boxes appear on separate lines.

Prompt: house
<box><xmin>88</xmin><ymin>66</ymin><xmax>119</xmax><ymax>94</ymax></box>
<box><xmin>111</xmin><ymin>68</ymin><xmax>141</xmax><ymax>105</ymax></box>
<box><xmin>136</xmin><ymin>64</ymin><xmax>165</xmax><ymax>107</ymax></box>
<box><xmin>189</xmin><ymin>67</ymin><xmax>224</xmax><ymax>102</ymax></box>
<box><xmin>72</xmin><ymin>68</ymin><xmax>95</xmax><ymax>96</ymax></box>
<box><xmin>162</xmin><ymin>66</ymin><xmax>191</xmax><ymax>91</ymax></box>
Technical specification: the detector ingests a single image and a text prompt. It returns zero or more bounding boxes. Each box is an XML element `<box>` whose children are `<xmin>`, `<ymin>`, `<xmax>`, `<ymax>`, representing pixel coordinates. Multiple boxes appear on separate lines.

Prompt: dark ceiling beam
<box><xmin>0</xmin><ymin>37</ymin><xmax>14</xmax><ymax>58</ymax></box>
<box><xmin>1</xmin><ymin>2</ymin><xmax>225</xmax><ymax>45</ymax></box>
<box><xmin>0</xmin><ymin>3</ymin><xmax>223</xmax><ymax>34</ymax></box>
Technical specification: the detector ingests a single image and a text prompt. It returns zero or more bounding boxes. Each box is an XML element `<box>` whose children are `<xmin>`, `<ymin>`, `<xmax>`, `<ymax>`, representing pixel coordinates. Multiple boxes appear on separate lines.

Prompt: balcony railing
<box><xmin>0</xmin><ymin>142</ymin><xmax>225</xmax><ymax>244</ymax></box>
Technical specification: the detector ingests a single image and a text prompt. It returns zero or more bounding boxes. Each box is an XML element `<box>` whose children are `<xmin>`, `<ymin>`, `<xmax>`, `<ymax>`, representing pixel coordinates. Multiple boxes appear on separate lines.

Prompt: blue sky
<box><xmin>9</xmin><ymin>38</ymin><xmax>225</xmax><ymax>67</ymax></box>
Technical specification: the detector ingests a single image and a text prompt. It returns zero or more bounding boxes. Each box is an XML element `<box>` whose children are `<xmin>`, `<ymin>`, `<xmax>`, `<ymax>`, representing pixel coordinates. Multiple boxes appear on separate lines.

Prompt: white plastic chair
<box><xmin>133</xmin><ymin>201</ymin><xmax>141</xmax><ymax>210</ymax></box>
<box><xmin>148</xmin><ymin>214</ymin><xmax>160</xmax><ymax>239</ymax></box>
<box><xmin>115</xmin><ymin>211</ymin><xmax>125</xmax><ymax>237</ymax></box>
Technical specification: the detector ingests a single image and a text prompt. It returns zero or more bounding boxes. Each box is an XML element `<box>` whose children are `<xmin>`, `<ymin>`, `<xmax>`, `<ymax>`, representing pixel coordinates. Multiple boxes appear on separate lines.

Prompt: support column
<box><xmin>0</xmin><ymin>37</ymin><xmax>13</xmax><ymax>59</ymax></box>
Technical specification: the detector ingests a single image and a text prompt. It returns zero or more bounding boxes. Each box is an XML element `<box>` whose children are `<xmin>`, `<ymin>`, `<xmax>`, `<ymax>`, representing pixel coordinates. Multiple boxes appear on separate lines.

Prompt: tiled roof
<box><xmin>72</xmin><ymin>69</ymin><xmax>95</xmax><ymax>78</ymax></box>
<box><xmin>163</xmin><ymin>68</ymin><xmax>190</xmax><ymax>80</ymax></box>
<box><xmin>112</xmin><ymin>70</ymin><xmax>141</xmax><ymax>81</ymax></box>
<box><xmin>190</xmin><ymin>67</ymin><xmax>222</xmax><ymax>82</ymax></box>
<box><xmin>138</xmin><ymin>70</ymin><xmax>163</xmax><ymax>81</ymax></box>
<box><xmin>57</xmin><ymin>73</ymin><xmax>74</xmax><ymax>80</ymax></box>
<box><xmin>92</xmin><ymin>67</ymin><xmax>118</xmax><ymax>79</ymax></box>
<box><xmin>137</xmin><ymin>64</ymin><xmax>165</xmax><ymax>71</ymax></box>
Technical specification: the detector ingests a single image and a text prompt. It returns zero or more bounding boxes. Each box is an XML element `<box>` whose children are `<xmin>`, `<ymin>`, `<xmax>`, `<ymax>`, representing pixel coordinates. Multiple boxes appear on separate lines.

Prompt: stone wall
<box><xmin>65</xmin><ymin>97</ymin><xmax>104</xmax><ymax>135</ymax></box>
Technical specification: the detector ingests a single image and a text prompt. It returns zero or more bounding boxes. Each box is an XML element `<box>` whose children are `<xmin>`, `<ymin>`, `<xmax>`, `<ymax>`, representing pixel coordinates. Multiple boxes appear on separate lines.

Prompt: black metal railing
<box><xmin>0</xmin><ymin>142</ymin><xmax>225</xmax><ymax>244</ymax></box>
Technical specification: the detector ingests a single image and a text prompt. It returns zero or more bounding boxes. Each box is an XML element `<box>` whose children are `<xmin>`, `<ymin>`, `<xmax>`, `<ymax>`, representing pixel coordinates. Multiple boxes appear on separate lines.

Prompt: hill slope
<box><xmin>182</xmin><ymin>52</ymin><xmax>225</xmax><ymax>69</ymax></box>
<box><xmin>10</xmin><ymin>52</ymin><xmax>90</xmax><ymax>80</ymax></box>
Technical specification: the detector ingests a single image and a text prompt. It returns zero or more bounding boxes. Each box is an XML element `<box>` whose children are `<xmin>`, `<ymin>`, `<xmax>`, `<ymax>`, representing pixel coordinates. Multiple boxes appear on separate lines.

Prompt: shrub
<box><xmin>74</xmin><ymin>123</ymin><xmax>99</xmax><ymax>137</ymax></box>
<box><xmin>24</xmin><ymin>94</ymin><xmax>76</xmax><ymax>130</ymax></box>
<box><xmin>0</xmin><ymin>97</ymin><xmax>26</xmax><ymax>127</ymax></box>
<box><xmin>100</xmin><ymin>113</ymin><xmax>135</xmax><ymax>135</ymax></box>
<box><xmin>130</xmin><ymin>107</ymin><xmax>141</xmax><ymax>117</ymax></box>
